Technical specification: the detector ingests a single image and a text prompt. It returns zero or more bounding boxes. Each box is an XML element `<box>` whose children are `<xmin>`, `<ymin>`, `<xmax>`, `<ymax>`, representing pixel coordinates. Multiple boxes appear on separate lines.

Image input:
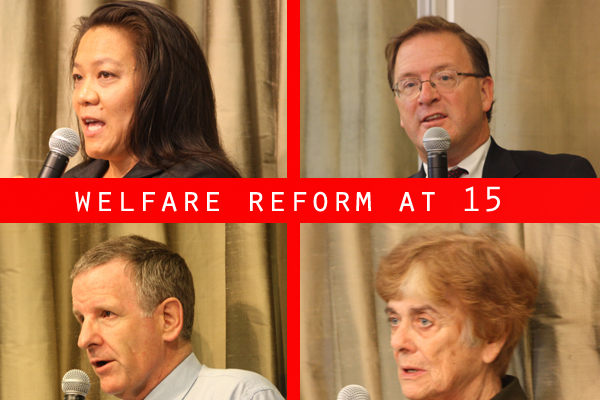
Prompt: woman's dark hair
<box><xmin>70</xmin><ymin>1</ymin><xmax>241</xmax><ymax>177</ymax></box>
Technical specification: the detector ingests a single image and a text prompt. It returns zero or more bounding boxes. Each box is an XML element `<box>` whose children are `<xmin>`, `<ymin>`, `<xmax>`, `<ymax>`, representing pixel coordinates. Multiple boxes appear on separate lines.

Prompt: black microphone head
<box><xmin>337</xmin><ymin>385</ymin><xmax>370</xmax><ymax>400</ymax></box>
<box><xmin>49</xmin><ymin>128</ymin><xmax>80</xmax><ymax>158</ymax></box>
<box><xmin>423</xmin><ymin>127</ymin><xmax>450</xmax><ymax>152</ymax></box>
<box><xmin>62</xmin><ymin>369</ymin><xmax>91</xmax><ymax>397</ymax></box>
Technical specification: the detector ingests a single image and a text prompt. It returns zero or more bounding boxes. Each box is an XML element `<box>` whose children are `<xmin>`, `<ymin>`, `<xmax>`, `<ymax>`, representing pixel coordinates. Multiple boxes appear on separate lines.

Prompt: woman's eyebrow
<box><xmin>73</xmin><ymin>57</ymin><xmax>124</xmax><ymax>69</ymax></box>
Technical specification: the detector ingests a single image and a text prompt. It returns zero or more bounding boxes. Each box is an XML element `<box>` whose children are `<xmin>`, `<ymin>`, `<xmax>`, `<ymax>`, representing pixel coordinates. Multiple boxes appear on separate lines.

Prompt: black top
<box><xmin>63</xmin><ymin>158</ymin><xmax>235</xmax><ymax>178</ymax></box>
<box><xmin>410</xmin><ymin>137</ymin><xmax>597</xmax><ymax>178</ymax></box>
<box><xmin>491</xmin><ymin>375</ymin><xmax>527</xmax><ymax>400</ymax></box>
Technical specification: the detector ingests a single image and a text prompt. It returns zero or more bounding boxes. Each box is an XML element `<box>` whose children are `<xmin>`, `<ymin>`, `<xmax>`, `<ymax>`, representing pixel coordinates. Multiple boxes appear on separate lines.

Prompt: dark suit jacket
<box><xmin>63</xmin><ymin>158</ymin><xmax>235</xmax><ymax>178</ymax></box>
<box><xmin>410</xmin><ymin>137</ymin><xmax>597</xmax><ymax>178</ymax></box>
<box><xmin>491</xmin><ymin>375</ymin><xmax>527</xmax><ymax>400</ymax></box>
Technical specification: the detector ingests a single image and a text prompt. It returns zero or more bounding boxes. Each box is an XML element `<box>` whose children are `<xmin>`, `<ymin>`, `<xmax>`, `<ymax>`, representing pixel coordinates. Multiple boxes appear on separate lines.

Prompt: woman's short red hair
<box><xmin>376</xmin><ymin>230</ymin><xmax>538</xmax><ymax>376</ymax></box>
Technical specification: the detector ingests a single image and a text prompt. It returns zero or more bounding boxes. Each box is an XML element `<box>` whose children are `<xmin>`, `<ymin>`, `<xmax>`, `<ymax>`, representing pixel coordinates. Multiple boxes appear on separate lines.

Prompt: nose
<box><xmin>75</xmin><ymin>80</ymin><xmax>99</xmax><ymax>106</ymax></box>
<box><xmin>418</xmin><ymin>80</ymin><xmax>439</xmax><ymax>105</ymax></box>
<box><xmin>77</xmin><ymin>319</ymin><xmax>102</xmax><ymax>349</ymax></box>
<box><xmin>390</xmin><ymin>321</ymin><xmax>416</xmax><ymax>354</ymax></box>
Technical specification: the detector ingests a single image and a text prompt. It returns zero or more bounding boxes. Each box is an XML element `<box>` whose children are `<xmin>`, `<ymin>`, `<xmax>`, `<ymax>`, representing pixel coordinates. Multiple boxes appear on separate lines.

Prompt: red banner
<box><xmin>1</xmin><ymin>178</ymin><xmax>598</xmax><ymax>222</ymax></box>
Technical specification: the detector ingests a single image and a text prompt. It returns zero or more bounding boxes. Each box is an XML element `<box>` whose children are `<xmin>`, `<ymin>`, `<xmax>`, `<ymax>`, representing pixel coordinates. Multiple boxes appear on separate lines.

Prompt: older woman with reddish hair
<box><xmin>64</xmin><ymin>1</ymin><xmax>240</xmax><ymax>178</ymax></box>
<box><xmin>376</xmin><ymin>230</ymin><xmax>538</xmax><ymax>400</ymax></box>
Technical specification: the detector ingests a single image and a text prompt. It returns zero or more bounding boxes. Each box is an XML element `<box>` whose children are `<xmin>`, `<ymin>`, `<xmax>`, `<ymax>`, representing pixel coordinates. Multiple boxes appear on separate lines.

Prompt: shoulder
<box><xmin>190</xmin><ymin>365</ymin><xmax>284</xmax><ymax>400</ymax></box>
<box><xmin>408</xmin><ymin>166</ymin><xmax>426</xmax><ymax>178</ymax></box>
<box><xmin>505</xmin><ymin>149</ymin><xmax>596</xmax><ymax>178</ymax></box>
<box><xmin>154</xmin><ymin>158</ymin><xmax>239</xmax><ymax>178</ymax></box>
<box><xmin>485</xmin><ymin>139</ymin><xmax>597</xmax><ymax>178</ymax></box>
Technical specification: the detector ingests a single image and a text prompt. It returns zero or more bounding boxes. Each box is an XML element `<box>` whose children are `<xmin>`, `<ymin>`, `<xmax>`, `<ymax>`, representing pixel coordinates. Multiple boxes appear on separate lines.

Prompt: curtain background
<box><xmin>300</xmin><ymin>223</ymin><xmax>600</xmax><ymax>400</ymax></box>
<box><xmin>300</xmin><ymin>0</ymin><xmax>600</xmax><ymax>177</ymax></box>
<box><xmin>0</xmin><ymin>223</ymin><xmax>287</xmax><ymax>400</ymax></box>
<box><xmin>0</xmin><ymin>0</ymin><xmax>286</xmax><ymax>178</ymax></box>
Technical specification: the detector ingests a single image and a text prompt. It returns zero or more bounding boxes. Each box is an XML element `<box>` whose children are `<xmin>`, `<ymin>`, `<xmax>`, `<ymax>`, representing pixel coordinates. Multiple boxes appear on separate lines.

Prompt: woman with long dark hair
<box><xmin>64</xmin><ymin>1</ymin><xmax>241</xmax><ymax>178</ymax></box>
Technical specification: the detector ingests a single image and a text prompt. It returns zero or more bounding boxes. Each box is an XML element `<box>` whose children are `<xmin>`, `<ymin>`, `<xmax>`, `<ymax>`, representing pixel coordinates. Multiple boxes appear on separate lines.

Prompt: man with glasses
<box><xmin>386</xmin><ymin>16</ymin><xmax>596</xmax><ymax>178</ymax></box>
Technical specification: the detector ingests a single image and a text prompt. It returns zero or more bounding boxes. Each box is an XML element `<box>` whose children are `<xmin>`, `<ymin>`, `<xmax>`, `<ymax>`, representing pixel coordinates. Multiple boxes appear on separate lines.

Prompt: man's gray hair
<box><xmin>71</xmin><ymin>235</ymin><xmax>195</xmax><ymax>341</ymax></box>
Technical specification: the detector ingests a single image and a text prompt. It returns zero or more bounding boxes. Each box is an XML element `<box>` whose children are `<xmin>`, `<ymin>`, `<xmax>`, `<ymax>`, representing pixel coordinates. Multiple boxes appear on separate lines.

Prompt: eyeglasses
<box><xmin>392</xmin><ymin>69</ymin><xmax>486</xmax><ymax>101</ymax></box>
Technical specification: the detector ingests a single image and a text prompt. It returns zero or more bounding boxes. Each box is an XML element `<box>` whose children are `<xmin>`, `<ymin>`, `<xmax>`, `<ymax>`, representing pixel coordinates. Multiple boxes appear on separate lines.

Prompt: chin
<box><xmin>84</xmin><ymin>147</ymin><xmax>108</xmax><ymax>160</ymax></box>
<box><xmin>101</xmin><ymin>385</ymin><xmax>126</xmax><ymax>398</ymax></box>
<box><xmin>400</xmin><ymin>382</ymin><xmax>430</xmax><ymax>400</ymax></box>
<box><xmin>99</xmin><ymin>378</ymin><xmax>126</xmax><ymax>397</ymax></box>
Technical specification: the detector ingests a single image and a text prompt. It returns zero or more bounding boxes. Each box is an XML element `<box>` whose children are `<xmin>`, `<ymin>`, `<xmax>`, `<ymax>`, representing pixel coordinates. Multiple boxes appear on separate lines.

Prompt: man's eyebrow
<box><xmin>396</xmin><ymin>64</ymin><xmax>457</xmax><ymax>80</ymax></box>
<box><xmin>73</xmin><ymin>57</ymin><xmax>124</xmax><ymax>70</ymax></box>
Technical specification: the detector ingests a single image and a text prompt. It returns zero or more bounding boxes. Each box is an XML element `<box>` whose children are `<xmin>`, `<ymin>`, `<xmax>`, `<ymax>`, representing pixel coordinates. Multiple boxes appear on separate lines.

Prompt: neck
<box><xmin>104</xmin><ymin>156</ymin><xmax>138</xmax><ymax>178</ymax></box>
<box><xmin>447</xmin><ymin>124</ymin><xmax>490</xmax><ymax>168</ymax></box>
<box><xmin>435</xmin><ymin>370</ymin><xmax>502</xmax><ymax>400</ymax></box>
<box><xmin>125</xmin><ymin>342</ymin><xmax>193</xmax><ymax>400</ymax></box>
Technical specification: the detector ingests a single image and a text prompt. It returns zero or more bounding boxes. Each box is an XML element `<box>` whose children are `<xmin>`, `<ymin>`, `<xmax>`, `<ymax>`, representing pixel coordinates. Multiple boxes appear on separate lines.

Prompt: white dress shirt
<box><xmin>145</xmin><ymin>353</ymin><xmax>284</xmax><ymax>400</ymax></box>
<box><xmin>422</xmin><ymin>136</ymin><xmax>492</xmax><ymax>178</ymax></box>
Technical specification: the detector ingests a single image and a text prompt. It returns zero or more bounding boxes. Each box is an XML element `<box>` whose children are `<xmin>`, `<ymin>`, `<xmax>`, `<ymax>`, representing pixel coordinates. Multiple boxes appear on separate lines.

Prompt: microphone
<box><xmin>62</xmin><ymin>369</ymin><xmax>91</xmax><ymax>400</ymax></box>
<box><xmin>38</xmin><ymin>128</ymin><xmax>80</xmax><ymax>178</ymax></box>
<box><xmin>423</xmin><ymin>127</ymin><xmax>450</xmax><ymax>178</ymax></box>
<box><xmin>337</xmin><ymin>385</ymin><xmax>370</xmax><ymax>400</ymax></box>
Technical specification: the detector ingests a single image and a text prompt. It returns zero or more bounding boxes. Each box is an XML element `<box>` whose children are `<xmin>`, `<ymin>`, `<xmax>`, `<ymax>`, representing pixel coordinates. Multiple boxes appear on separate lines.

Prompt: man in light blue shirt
<box><xmin>71</xmin><ymin>235</ymin><xmax>284</xmax><ymax>400</ymax></box>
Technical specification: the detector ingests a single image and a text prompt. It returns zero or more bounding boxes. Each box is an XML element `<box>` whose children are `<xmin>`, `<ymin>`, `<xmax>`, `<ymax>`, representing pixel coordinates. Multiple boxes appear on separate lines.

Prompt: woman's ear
<box><xmin>481</xmin><ymin>335</ymin><xmax>507</xmax><ymax>365</ymax></box>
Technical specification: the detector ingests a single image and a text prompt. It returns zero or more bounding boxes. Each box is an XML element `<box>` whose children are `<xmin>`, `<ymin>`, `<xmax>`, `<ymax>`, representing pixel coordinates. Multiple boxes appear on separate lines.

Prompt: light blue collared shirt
<box><xmin>145</xmin><ymin>353</ymin><xmax>284</xmax><ymax>400</ymax></box>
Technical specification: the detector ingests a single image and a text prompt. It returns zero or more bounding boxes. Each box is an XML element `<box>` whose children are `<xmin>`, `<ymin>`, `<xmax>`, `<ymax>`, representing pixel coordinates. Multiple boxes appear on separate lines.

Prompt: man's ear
<box><xmin>480</xmin><ymin>76</ymin><xmax>494</xmax><ymax>113</ymax></box>
<box><xmin>481</xmin><ymin>335</ymin><xmax>507</xmax><ymax>364</ymax></box>
<box><xmin>156</xmin><ymin>297</ymin><xmax>184</xmax><ymax>342</ymax></box>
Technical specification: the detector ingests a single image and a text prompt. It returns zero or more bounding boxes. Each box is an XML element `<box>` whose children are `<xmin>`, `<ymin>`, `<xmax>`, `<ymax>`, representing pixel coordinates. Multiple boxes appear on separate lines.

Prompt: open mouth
<box><xmin>422</xmin><ymin>113</ymin><xmax>446</xmax><ymax>123</ymax></box>
<box><xmin>401</xmin><ymin>367</ymin><xmax>426</xmax><ymax>379</ymax></box>
<box><xmin>92</xmin><ymin>360</ymin><xmax>112</xmax><ymax>369</ymax></box>
<box><xmin>83</xmin><ymin>118</ymin><xmax>106</xmax><ymax>132</ymax></box>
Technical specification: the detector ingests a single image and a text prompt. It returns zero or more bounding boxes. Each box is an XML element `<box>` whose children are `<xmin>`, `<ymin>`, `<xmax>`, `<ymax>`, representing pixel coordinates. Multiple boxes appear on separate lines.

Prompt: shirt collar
<box><xmin>423</xmin><ymin>136</ymin><xmax>491</xmax><ymax>178</ymax></box>
<box><xmin>145</xmin><ymin>353</ymin><xmax>200</xmax><ymax>400</ymax></box>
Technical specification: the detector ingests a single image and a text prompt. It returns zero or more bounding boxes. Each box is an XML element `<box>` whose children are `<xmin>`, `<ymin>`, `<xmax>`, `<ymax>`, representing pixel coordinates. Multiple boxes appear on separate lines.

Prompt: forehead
<box><xmin>75</xmin><ymin>25</ymin><xmax>136</xmax><ymax>65</ymax></box>
<box><xmin>72</xmin><ymin>259</ymin><xmax>138</xmax><ymax>309</ymax></box>
<box><xmin>394</xmin><ymin>32</ymin><xmax>473</xmax><ymax>80</ymax></box>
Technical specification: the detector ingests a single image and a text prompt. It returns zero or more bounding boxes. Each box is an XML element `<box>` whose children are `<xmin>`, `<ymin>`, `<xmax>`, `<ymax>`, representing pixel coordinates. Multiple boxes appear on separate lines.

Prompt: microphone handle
<box><xmin>427</xmin><ymin>151</ymin><xmax>448</xmax><ymax>178</ymax></box>
<box><xmin>63</xmin><ymin>395</ymin><xmax>86</xmax><ymax>400</ymax></box>
<box><xmin>38</xmin><ymin>151</ymin><xmax>69</xmax><ymax>178</ymax></box>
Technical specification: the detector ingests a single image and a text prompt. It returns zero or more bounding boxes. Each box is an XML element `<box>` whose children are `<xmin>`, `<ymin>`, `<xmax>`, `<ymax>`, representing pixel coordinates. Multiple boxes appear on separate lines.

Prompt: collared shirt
<box><xmin>422</xmin><ymin>136</ymin><xmax>492</xmax><ymax>178</ymax></box>
<box><xmin>145</xmin><ymin>353</ymin><xmax>284</xmax><ymax>400</ymax></box>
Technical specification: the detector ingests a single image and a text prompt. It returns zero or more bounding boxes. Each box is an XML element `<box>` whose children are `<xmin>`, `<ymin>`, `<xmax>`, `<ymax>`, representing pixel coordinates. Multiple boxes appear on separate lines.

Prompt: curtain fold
<box><xmin>300</xmin><ymin>223</ymin><xmax>600</xmax><ymax>400</ymax></box>
<box><xmin>301</xmin><ymin>0</ymin><xmax>416</xmax><ymax>178</ymax></box>
<box><xmin>0</xmin><ymin>0</ymin><xmax>286</xmax><ymax>178</ymax></box>
<box><xmin>0</xmin><ymin>223</ymin><xmax>287</xmax><ymax>400</ymax></box>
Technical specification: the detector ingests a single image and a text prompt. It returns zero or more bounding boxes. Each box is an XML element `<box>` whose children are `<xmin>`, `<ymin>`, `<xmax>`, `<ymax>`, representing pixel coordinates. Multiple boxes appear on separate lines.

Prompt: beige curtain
<box><xmin>0</xmin><ymin>223</ymin><xmax>287</xmax><ymax>400</ymax></box>
<box><xmin>300</xmin><ymin>223</ymin><xmax>600</xmax><ymax>400</ymax></box>
<box><xmin>301</xmin><ymin>0</ymin><xmax>418</xmax><ymax>178</ymax></box>
<box><xmin>0</xmin><ymin>0</ymin><xmax>286</xmax><ymax>178</ymax></box>
<box><xmin>301</xmin><ymin>0</ymin><xmax>600</xmax><ymax>177</ymax></box>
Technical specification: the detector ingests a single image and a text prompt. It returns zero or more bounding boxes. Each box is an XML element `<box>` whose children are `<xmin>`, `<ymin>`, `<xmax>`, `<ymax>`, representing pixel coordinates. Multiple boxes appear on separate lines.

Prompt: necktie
<box><xmin>448</xmin><ymin>167</ymin><xmax>468</xmax><ymax>178</ymax></box>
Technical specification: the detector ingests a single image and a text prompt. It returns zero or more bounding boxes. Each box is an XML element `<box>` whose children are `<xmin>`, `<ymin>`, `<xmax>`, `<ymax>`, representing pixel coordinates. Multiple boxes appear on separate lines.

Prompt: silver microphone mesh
<box><xmin>423</xmin><ymin>127</ymin><xmax>451</xmax><ymax>152</ymax></box>
<box><xmin>337</xmin><ymin>385</ymin><xmax>370</xmax><ymax>400</ymax></box>
<box><xmin>49</xmin><ymin>128</ymin><xmax>80</xmax><ymax>158</ymax></box>
<box><xmin>62</xmin><ymin>369</ymin><xmax>91</xmax><ymax>397</ymax></box>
